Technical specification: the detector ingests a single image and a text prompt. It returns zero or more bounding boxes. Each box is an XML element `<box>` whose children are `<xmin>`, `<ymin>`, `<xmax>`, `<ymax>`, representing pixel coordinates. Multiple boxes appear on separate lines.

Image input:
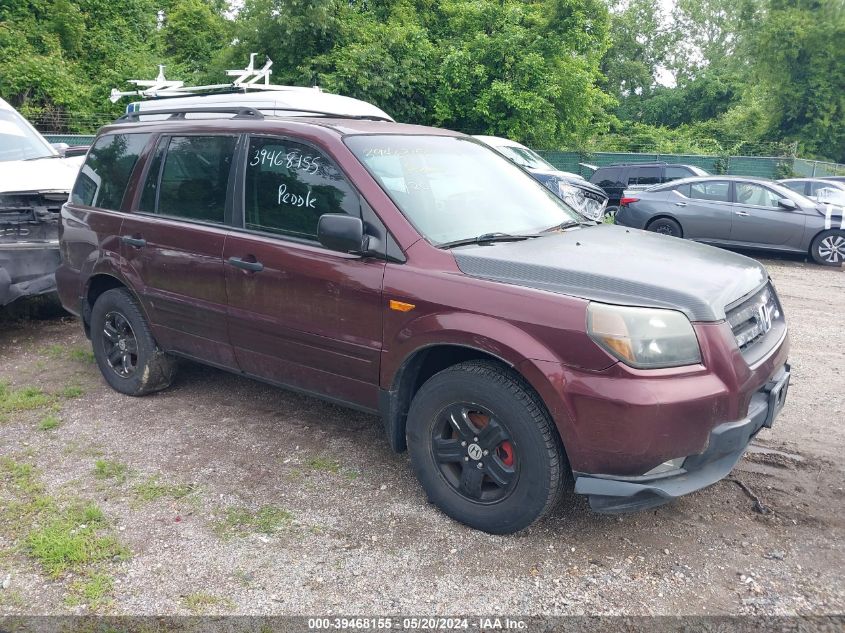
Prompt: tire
<box><xmin>90</xmin><ymin>288</ymin><xmax>176</xmax><ymax>396</ymax></box>
<box><xmin>810</xmin><ymin>229</ymin><xmax>845</xmax><ymax>266</ymax></box>
<box><xmin>406</xmin><ymin>360</ymin><xmax>566</xmax><ymax>534</ymax></box>
<box><xmin>646</xmin><ymin>217</ymin><xmax>682</xmax><ymax>237</ymax></box>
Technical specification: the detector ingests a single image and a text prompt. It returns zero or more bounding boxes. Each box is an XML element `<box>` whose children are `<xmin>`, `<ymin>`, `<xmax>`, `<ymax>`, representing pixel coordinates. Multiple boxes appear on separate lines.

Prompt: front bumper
<box><xmin>574</xmin><ymin>363</ymin><xmax>790</xmax><ymax>513</ymax></box>
<box><xmin>0</xmin><ymin>241</ymin><xmax>61</xmax><ymax>306</ymax></box>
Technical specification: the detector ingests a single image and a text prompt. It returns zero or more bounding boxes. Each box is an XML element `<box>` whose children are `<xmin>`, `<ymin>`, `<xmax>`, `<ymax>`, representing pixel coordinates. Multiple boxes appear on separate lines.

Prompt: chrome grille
<box><xmin>726</xmin><ymin>284</ymin><xmax>783</xmax><ymax>353</ymax></box>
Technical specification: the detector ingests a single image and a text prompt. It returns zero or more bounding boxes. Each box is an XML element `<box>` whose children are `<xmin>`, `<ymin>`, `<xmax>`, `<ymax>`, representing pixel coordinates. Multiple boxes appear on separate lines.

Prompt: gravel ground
<box><xmin>0</xmin><ymin>254</ymin><xmax>842</xmax><ymax>617</ymax></box>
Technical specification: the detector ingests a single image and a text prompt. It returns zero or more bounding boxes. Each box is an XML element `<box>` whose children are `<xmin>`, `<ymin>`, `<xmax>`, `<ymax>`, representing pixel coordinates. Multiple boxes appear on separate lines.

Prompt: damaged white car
<box><xmin>0</xmin><ymin>97</ymin><xmax>84</xmax><ymax>306</ymax></box>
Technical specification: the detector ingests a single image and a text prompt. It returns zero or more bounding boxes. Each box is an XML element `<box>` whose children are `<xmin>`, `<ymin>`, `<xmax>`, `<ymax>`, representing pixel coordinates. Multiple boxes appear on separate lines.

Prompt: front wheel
<box><xmin>90</xmin><ymin>288</ymin><xmax>177</xmax><ymax>396</ymax></box>
<box><xmin>407</xmin><ymin>361</ymin><xmax>566</xmax><ymax>534</ymax></box>
<box><xmin>810</xmin><ymin>229</ymin><xmax>845</xmax><ymax>266</ymax></box>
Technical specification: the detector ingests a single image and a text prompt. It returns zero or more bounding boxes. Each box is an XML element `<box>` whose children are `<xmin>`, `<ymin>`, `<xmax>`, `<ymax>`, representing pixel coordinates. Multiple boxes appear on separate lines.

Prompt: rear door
<box><xmin>729</xmin><ymin>181</ymin><xmax>806</xmax><ymax>247</ymax></box>
<box><xmin>671</xmin><ymin>180</ymin><xmax>734</xmax><ymax>240</ymax></box>
<box><xmin>223</xmin><ymin>134</ymin><xmax>386</xmax><ymax>410</ymax></box>
<box><xmin>121</xmin><ymin>133</ymin><xmax>239</xmax><ymax>368</ymax></box>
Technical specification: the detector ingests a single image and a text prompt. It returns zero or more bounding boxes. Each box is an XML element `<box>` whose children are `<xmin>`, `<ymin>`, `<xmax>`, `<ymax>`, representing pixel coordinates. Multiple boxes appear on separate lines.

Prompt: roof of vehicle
<box><xmin>601</xmin><ymin>162</ymin><xmax>701</xmax><ymax>168</ymax></box>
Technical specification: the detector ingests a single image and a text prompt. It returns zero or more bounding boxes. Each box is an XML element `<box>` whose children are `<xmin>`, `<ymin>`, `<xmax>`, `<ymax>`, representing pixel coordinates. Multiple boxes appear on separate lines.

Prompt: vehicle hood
<box><xmin>452</xmin><ymin>224</ymin><xmax>768</xmax><ymax>322</ymax></box>
<box><xmin>0</xmin><ymin>156</ymin><xmax>84</xmax><ymax>194</ymax></box>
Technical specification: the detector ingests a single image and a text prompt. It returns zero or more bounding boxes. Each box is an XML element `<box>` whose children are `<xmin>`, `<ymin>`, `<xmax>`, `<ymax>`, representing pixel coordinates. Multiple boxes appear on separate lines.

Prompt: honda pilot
<box><xmin>56</xmin><ymin>109</ymin><xmax>790</xmax><ymax>533</ymax></box>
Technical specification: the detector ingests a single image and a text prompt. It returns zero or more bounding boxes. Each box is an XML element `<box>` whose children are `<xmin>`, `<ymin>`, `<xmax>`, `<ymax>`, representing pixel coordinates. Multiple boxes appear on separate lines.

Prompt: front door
<box><xmin>121</xmin><ymin>134</ymin><xmax>239</xmax><ymax>368</ymax></box>
<box><xmin>224</xmin><ymin>135</ymin><xmax>385</xmax><ymax>410</ymax></box>
<box><xmin>729</xmin><ymin>181</ymin><xmax>806</xmax><ymax>247</ymax></box>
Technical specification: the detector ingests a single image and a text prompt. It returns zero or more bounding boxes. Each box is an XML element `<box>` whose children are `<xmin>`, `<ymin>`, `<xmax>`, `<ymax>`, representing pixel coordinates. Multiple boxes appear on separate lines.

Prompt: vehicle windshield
<box><xmin>495</xmin><ymin>144</ymin><xmax>555</xmax><ymax>171</ymax></box>
<box><xmin>345</xmin><ymin>135</ymin><xmax>581</xmax><ymax>246</ymax></box>
<box><xmin>0</xmin><ymin>108</ymin><xmax>56</xmax><ymax>162</ymax></box>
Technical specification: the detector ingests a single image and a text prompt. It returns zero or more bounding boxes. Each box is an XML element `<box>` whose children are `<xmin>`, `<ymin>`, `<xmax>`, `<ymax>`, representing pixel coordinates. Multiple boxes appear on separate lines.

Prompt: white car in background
<box><xmin>778</xmin><ymin>177</ymin><xmax>845</xmax><ymax>206</ymax></box>
<box><xmin>1</xmin><ymin>97</ymin><xmax>84</xmax><ymax>306</ymax></box>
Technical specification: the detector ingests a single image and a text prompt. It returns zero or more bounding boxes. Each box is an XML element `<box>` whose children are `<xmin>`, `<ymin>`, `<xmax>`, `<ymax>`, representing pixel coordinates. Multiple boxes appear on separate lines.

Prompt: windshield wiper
<box><xmin>23</xmin><ymin>154</ymin><xmax>61</xmax><ymax>161</ymax></box>
<box><xmin>542</xmin><ymin>220</ymin><xmax>585</xmax><ymax>232</ymax></box>
<box><xmin>439</xmin><ymin>232</ymin><xmax>538</xmax><ymax>249</ymax></box>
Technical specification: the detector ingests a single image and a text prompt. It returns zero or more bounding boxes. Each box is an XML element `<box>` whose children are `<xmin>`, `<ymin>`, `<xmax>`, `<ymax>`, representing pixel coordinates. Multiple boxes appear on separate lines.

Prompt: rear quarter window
<box><xmin>71</xmin><ymin>133</ymin><xmax>150</xmax><ymax>209</ymax></box>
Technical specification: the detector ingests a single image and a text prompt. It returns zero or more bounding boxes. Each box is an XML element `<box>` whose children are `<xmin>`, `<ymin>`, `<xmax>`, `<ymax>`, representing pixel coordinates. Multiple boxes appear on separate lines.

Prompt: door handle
<box><xmin>120</xmin><ymin>235</ymin><xmax>146</xmax><ymax>248</ymax></box>
<box><xmin>735</xmin><ymin>211</ymin><xmax>750</xmax><ymax>217</ymax></box>
<box><xmin>227</xmin><ymin>256</ymin><xmax>264</xmax><ymax>272</ymax></box>
<box><xmin>674</xmin><ymin>202</ymin><xmax>687</xmax><ymax>207</ymax></box>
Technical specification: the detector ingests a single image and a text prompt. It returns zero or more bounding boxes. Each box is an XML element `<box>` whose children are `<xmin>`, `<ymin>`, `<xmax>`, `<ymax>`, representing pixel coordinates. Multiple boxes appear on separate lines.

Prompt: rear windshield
<box><xmin>345</xmin><ymin>135</ymin><xmax>581</xmax><ymax>246</ymax></box>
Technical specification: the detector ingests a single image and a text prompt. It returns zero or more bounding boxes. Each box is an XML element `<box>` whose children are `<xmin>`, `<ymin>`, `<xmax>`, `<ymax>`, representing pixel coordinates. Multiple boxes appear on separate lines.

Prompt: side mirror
<box><xmin>778</xmin><ymin>198</ymin><xmax>797</xmax><ymax>210</ymax></box>
<box><xmin>51</xmin><ymin>142</ymin><xmax>69</xmax><ymax>157</ymax></box>
<box><xmin>317</xmin><ymin>214</ymin><xmax>365</xmax><ymax>254</ymax></box>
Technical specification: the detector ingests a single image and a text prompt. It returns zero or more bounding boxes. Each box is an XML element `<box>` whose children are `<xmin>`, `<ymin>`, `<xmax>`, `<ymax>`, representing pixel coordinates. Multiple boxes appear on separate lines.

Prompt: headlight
<box><xmin>556</xmin><ymin>181</ymin><xmax>603</xmax><ymax>221</ymax></box>
<box><xmin>587</xmin><ymin>303</ymin><xmax>702</xmax><ymax>368</ymax></box>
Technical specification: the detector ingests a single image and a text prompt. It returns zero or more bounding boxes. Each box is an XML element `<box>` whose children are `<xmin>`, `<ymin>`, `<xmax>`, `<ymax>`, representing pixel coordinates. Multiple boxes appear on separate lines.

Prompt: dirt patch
<box><xmin>0</xmin><ymin>257</ymin><xmax>843</xmax><ymax>616</ymax></box>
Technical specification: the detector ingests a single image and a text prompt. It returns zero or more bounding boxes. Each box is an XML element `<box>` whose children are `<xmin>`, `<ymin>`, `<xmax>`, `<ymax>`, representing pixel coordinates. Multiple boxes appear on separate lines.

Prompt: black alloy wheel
<box><xmin>431</xmin><ymin>404</ymin><xmax>518</xmax><ymax>504</ymax></box>
<box><xmin>102</xmin><ymin>311</ymin><xmax>139</xmax><ymax>378</ymax></box>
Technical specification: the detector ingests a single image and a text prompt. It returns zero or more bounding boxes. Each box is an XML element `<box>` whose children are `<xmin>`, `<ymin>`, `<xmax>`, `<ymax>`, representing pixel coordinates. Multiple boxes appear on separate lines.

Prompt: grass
<box><xmin>132</xmin><ymin>476</ymin><xmax>196</xmax><ymax>503</ymax></box>
<box><xmin>42</xmin><ymin>344</ymin><xmax>95</xmax><ymax>364</ymax></box>
<box><xmin>182</xmin><ymin>592</ymin><xmax>233</xmax><ymax>613</ymax></box>
<box><xmin>59</xmin><ymin>384</ymin><xmax>84</xmax><ymax>399</ymax></box>
<box><xmin>66</xmin><ymin>571</ymin><xmax>114</xmax><ymax>608</ymax></box>
<box><xmin>0</xmin><ymin>381</ymin><xmax>51</xmax><ymax>421</ymax></box>
<box><xmin>1</xmin><ymin>458</ymin><xmax>129</xmax><ymax>589</ymax></box>
<box><xmin>25</xmin><ymin>503</ymin><xmax>128</xmax><ymax>577</ymax></box>
<box><xmin>214</xmin><ymin>506</ymin><xmax>293</xmax><ymax>538</ymax></box>
<box><xmin>38</xmin><ymin>415</ymin><xmax>61</xmax><ymax>431</ymax></box>
<box><xmin>94</xmin><ymin>459</ymin><xmax>129</xmax><ymax>483</ymax></box>
<box><xmin>307</xmin><ymin>457</ymin><xmax>341</xmax><ymax>473</ymax></box>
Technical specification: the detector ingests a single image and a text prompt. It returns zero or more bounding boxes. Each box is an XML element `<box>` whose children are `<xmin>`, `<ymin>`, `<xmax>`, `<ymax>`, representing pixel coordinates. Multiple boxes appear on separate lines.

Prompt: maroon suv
<box><xmin>56</xmin><ymin>108</ymin><xmax>790</xmax><ymax>533</ymax></box>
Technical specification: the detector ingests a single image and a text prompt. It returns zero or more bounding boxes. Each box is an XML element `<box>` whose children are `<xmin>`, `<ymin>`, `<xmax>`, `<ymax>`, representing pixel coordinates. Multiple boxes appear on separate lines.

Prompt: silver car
<box><xmin>614</xmin><ymin>176</ymin><xmax>845</xmax><ymax>266</ymax></box>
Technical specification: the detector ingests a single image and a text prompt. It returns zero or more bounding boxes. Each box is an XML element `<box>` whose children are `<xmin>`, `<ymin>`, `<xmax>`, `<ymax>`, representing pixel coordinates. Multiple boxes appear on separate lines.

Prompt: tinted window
<box><xmin>735</xmin><ymin>182</ymin><xmax>780</xmax><ymax>208</ymax></box>
<box><xmin>782</xmin><ymin>181</ymin><xmax>807</xmax><ymax>194</ymax></box>
<box><xmin>630</xmin><ymin>166</ymin><xmax>661</xmax><ymax>185</ymax></box>
<box><xmin>592</xmin><ymin>167</ymin><xmax>622</xmax><ymax>186</ymax></box>
<box><xmin>690</xmin><ymin>181</ymin><xmax>731</xmax><ymax>202</ymax></box>
<box><xmin>138</xmin><ymin>137</ymin><xmax>167</xmax><ymax>213</ymax></box>
<box><xmin>71</xmin><ymin>133</ymin><xmax>150</xmax><ymax>209</ymax></box>
<box><xmin>665</xmin><ymin>166</ymin><xmax>693</xmax><ymax>181</ymax></box>
<box><xmin>154</xmin><ymin>136</ymin><xmax>236</xmax><ymax>223</ymax></box>
<box><xmin>244</xmin><ymin>136</ymin><xmax>359</xmax><ymax>240</ymax></box>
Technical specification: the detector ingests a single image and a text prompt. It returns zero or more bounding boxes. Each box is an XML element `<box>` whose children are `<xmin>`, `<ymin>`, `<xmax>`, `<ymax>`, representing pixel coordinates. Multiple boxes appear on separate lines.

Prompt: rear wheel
<box><xmin>407</xmin><ymin>360</ymin><xmax>566</xmax><ymax>534</ymax></box>
<box><xmin>646</xmin><ymin>217</ymin><xmax>682</xmax><ymax>237</ymax></box>
<box><xmin>90</xmin><ymin>288</ymin><xmax>176</xmax><ymax>396</ymax></box>
<box><xmin>810</xmin><ymin>229</ymin><xmax>845</xmax><ymax>266</ymax></box>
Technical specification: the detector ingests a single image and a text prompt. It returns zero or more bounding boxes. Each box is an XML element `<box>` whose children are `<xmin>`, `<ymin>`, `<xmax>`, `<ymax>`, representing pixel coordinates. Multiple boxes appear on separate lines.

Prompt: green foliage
<box><xmin>1</xmin><ymin>0</ymin><xmax>842</xmax><ymax>160</ymax></box>
<box><xmin>214</xmin><ymin>505</ymin><xmax>293</xmax><ymax>537</ymax></box>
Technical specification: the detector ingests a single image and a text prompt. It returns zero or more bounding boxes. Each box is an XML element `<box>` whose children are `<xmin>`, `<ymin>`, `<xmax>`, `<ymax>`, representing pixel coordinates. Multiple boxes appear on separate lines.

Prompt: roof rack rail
<box><xmin>110</xmin><ymin>54</ymin><xmax>316</xmax><ymax>102</ymax></box>
<box><xmin>117</xmin><ymin>106</ymin><xmax>264</xmax><ymax>122</ymax></box>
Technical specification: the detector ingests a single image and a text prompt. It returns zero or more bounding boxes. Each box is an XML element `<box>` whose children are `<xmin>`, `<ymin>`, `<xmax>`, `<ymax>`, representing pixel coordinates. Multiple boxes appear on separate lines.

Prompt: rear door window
<box><xmin>71</xmin><ymin>133</ymin><xmax>151</xmax><ymax>209</ymax></box>
<box><xmin>243</xmin><ymin>136</ymin><xmax>360</xmax><ymax>240</ymax></box>
<box><xmin>629</xmin><ymin>166</ymin><xmax>661</xmax><ymax>186</ymax></box>
<box><xmin>592</xmin><ymin>167</ymin><xmax>622</xmax><ymax>187</ymax></box>
<box><xmin>689</xmin><ymin>181</ymin><xmax>731</xmax><ymax>202</ymax></box>
<box><xmin>140</xmin><ymin>135</ymin><xmax>236</xmax><ymax>224</ymax></box>
<box><xmin>665</xmin><ymin>166</ymin><xmax>693</xmax><ymax>181</ymax></box>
